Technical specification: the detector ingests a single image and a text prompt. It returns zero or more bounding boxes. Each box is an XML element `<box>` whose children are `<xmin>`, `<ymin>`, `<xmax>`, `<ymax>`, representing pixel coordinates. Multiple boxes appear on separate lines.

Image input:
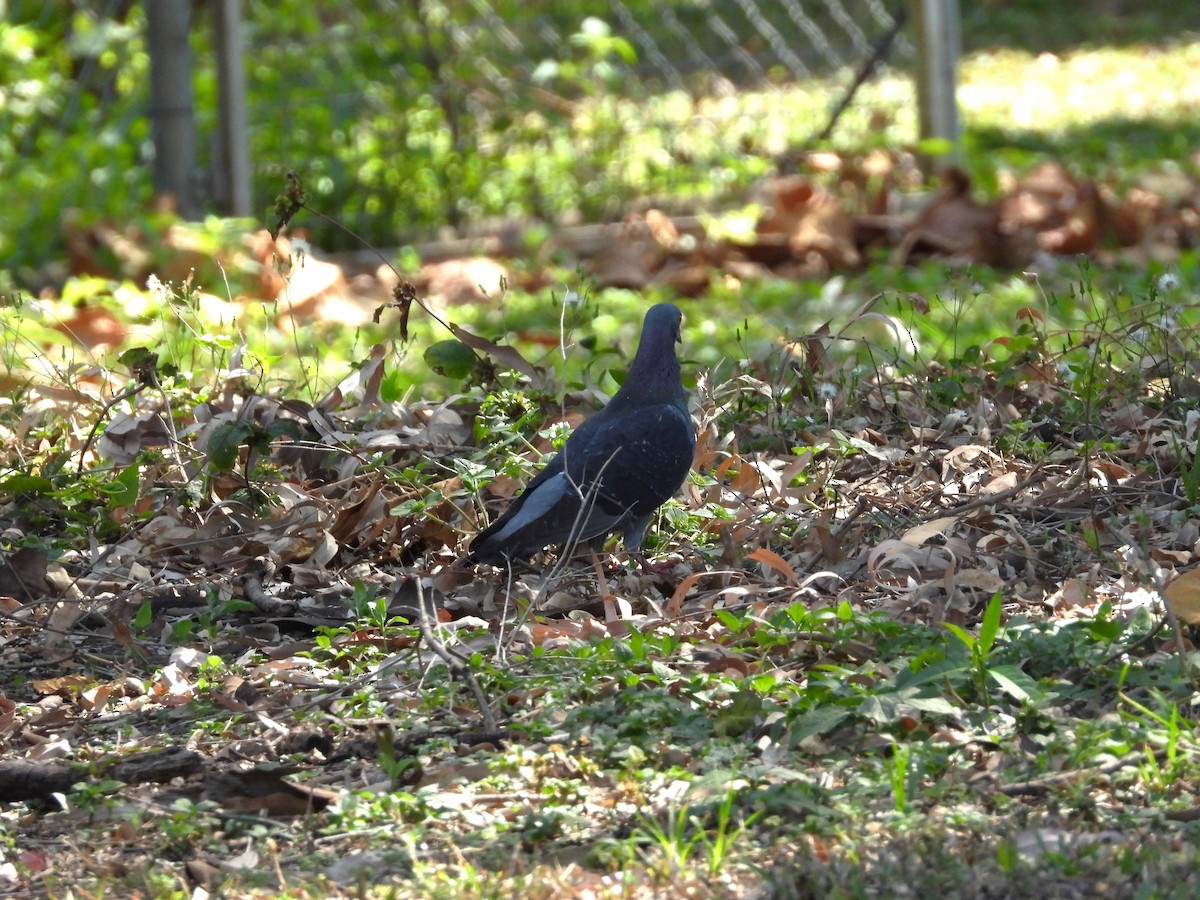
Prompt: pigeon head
<box><xmin>611</xmin><ymin>302</ymin><xmax>685</xmax><ymax>407</ymax></box>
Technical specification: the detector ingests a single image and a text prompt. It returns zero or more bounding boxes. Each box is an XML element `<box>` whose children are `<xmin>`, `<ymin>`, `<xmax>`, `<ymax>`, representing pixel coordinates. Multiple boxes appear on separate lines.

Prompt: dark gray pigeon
<box><xmin>466</xmin><ymin>302</ymin><xmax>694</xmax><ymax>566</ymax></box>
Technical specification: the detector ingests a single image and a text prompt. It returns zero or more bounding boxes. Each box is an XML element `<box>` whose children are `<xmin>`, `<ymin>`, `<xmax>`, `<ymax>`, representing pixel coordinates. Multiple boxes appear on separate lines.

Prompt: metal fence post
<box><xmin>146</xmin><ymin>0</ymin><xmax>199</xmax><ymax>218</ymax></box>
<box><xmin>212</xmin><ymin>0</ymin><xmax>253</xmax><ymax>217</ymax></box>
<box><xmin>911</xmin><ymin>0</ymin><xmax>962</xmax><ymax>165</ymax></box>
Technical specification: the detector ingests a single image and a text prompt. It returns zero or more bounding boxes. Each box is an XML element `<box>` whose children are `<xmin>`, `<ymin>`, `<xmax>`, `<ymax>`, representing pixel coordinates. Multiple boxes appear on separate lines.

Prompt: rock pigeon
<box><xmin>466</xmin><ymin>302</ymin><xmax>694</xmax><ymax>566</ymax></box>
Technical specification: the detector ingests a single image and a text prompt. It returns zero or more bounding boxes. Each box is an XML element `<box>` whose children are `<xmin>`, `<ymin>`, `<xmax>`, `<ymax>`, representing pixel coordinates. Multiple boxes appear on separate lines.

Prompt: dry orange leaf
<box><xmin>747</xmin><ymin>547</ymin><xmax>797</xmax><ymax>585</ymax></box>
<box><xmin>1164</xmin><ymin>569</ymin><xmax>1200</xmax><ymax>623</ymax></box>
<box><xmin>666</xmin><ymin>571</ymin><xmax>705</xmax><ymax>619</ymax></box>
<box><xmin>78</xmin><ymin>684</ymin><xmax>112</xmax><ymax>713</ymax></box>
<box><xmin>54</xmin><ymin>304</ymin><xmax>126</xmax><ymax>349</ymax></box>
<box><xmin>32</xmin><ymin>675</ymin><xmax>94</xmax><ymax>697</ymax></box>
<box><xmin>644</xmin><ymin>208</ymin><xmax>680</xmax><ymax>247</ymax></box>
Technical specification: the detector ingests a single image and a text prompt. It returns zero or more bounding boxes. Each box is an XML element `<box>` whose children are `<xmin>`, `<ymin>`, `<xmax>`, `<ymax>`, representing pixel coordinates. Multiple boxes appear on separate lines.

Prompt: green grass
<box><xmin>37</xmin><ymin>600</ymin><xmax>1197</xmax><ymax>897</ymax></box>
<box><xmin>5</xmin><ymin>255</ymin><xmax>1200</xmax><ymax>896</ymax></box>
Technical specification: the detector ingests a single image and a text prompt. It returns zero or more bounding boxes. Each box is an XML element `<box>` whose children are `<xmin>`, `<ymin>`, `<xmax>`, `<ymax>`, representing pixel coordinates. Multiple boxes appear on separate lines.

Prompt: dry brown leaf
<box><xmin>943</xmin><ymin>444</ymin><xmax>1001</xmax><ymax>473</ymax></box>
<box><xmin>32</xmin><ymin>675</ymin><xmax>94</xmax><ymax>697</ymax></box>
<box><xmin>1046</xmin><ymin>577</ymin><xmax>1089</xmax><ymax>613</ymax></box>
<box><xmin>645</xmin><ymin>208</ymin><xmax>680</xmax><ymax>247</ymax></box>
<box><xmin>523</xmin><ymin>619</ymin><xmax>606</xmax><ymax>646</ymax></box>
<box><xmin>54</xmin><ymin>303</ymin><xmax>127</xmax><ymax>350</ymax></box>
<box><xmin>419</xmin><ymin>256</ymin><xmax>510</xmax><ymax>306</ymax></box>
<box><xmin>728</xmin><ymin>457</ymin><xmax>764</xmax><ymax>497</ymax></box>
<box><xmin>97</xmin><ymin>410</ymin><xmax>173</xmax><ymax>465</ymax></box>
<box><xmin>901</xmin><ymin>516</ymin><xmax>959</xmax><ymax>548</ymax></box>
<box><xmin>448</xmin><ymin>322</ymin><xmax>545</xmax><ymax>385</ymax></box>
<box><xmin>652</xmin><ymin>255</ymin><xmax>712</xmax><ymax>297</ymax></box>
<box><xmin>666</xmin><ymin>571</ymin><xmax>705</xmax><ymax>619</ymax></box>
<box><xmin>207</xmin><ymin>766</ymin><xmax>336</xmax><ymax>815</ymax></box>
<box><xmin>982</xmin><ymin>472</ymin><xmax>1020</xmax><ymax>494</ymax></box>
<box><xmin>1152</xmin><ymin>548</ymin><xmax>1191</xmax><ymax>566</ymax></box>
<box><xmin>997</xmin><ymin>160</ymin><xmax>1113</xmax><ymax>256</ymax></box>
<box><xmin>320</xmin><ymin>341</ymin><xmax>389</xmax><ymax>413</ymax></box>
<box><xmin>898</xmin><ymin>167</ymin><xmax>1034</xmax><ymax>268</ymax></box>
<box><xmin>1164</xmin><ymin>569</ymin><xmax>1200</xmax><ymax>624</ymax></box>
<box><xmin>754</xmin><ymin>176</ymin><xmax>860</xmax><ymax>272</ymax></box>
<box><xmin>868</xmin><ymin>540</ymin><xmax>953</xmax><ymax>576</ymax></box>
<box><xmin>78</xmin><ymin>684</ymin><xmax>112</xmax><ymax>713</ymax></box>
<box><xmin>588</xmin><ymin>231</ymin><xmax>664</xmax><ymax>291</ymax></box>
<box><xmin>811</xmin><ymin>521</ymin><xmax>844</xmax><ymax>563</ymax></box>
<box><xmin>954</xmin><ymin>569</ymin><xmax>1006</xmax><ymax>593</ymax></box>
<box><xmin>702</xmin><ymin>654</ymin><xmax>751</xmax><ymax>676</ymax></box>
<box><xmin>0</xmin><ymin>546</ymin><xmax>50</xmax><ymax>604</ymax></box>
<box><xmin>747</xmin><ymin>547</ymin><xmax>798</xmax><ymax>585</ymax></box>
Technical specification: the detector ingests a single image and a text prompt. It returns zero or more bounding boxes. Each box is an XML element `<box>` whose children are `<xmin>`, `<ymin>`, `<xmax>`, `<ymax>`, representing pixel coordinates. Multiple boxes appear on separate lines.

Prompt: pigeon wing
<box><xmin>467</xmin><ymin>400</ymin><xmax>692</xmax><ymax>564</ymax></box>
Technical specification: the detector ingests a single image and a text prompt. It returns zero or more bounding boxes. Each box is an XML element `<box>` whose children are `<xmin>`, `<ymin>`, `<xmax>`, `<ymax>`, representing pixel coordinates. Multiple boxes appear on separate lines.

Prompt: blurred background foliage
<box><xmin>2</xmin><ymin>0</ymin><xmax>1199</xmax><ymax>280</ymax></box>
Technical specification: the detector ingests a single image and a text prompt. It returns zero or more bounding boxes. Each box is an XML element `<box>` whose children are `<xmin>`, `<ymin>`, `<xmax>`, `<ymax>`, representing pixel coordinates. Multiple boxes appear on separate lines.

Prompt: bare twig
<box><xmin>416</xmin><ymin>578</ymin><xmax>498</xmax><ymax>734</ymax></box>
<box><xmin>815</xmin><ymin>5</ymin><xmax>908</xmax><ymax>143</ymax></box>
<box><xmin>915</xmin><ymin>465</ymin><xmax>1048</xmax><ymax>522</ymax></box>
<box><xmin>238</xmin><ymin>575</ymin><xmax>296</xmax><ymax>618</ymax></box>
<box><xmin>77</xmin><ymin>381</ymin><xmax>147</xmax><ymax>472</ymax></box>
<box><xmin>998</xmin><ymin>748</ymin><xmax>1169</xmax><ymax>797</ymax></box>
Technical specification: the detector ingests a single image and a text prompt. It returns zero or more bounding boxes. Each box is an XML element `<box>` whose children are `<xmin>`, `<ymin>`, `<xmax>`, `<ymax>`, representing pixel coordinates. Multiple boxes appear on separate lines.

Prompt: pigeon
<box><xmin>466</xmin><ymin>302</ymin><xmax>694</xmax><ymax>566</ymax></box>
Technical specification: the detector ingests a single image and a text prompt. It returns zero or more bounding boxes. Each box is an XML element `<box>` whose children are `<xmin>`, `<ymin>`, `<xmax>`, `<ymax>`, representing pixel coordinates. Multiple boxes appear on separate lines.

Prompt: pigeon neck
<box><xmin>614</xmin><ymin>330</ymin><xmax>682</xmax><ymax>404</ymax></box>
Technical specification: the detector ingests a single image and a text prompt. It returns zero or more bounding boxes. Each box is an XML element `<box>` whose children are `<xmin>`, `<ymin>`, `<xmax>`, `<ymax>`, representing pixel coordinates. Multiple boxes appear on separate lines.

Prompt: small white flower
<box><xmin>817</xmin><ymin>382</ymin><xmax>838</xmax><ymax>400</ymax></box>
<box><xmin>1157</xmin><ymin>272</ymin><xmax>1182</xmax><ymax>292</ymax></box>
<box><xmin>562</xmin><ymin>289</ymin><xmax>583</xmax><ymax>307</ymax></box>
<box><xmin>1129</xmin><ymin>327</ymin><xmax>1148</xmax><ymax>345</ymax></box>
<box><xmin>146</xmin><ymin>273</ymin><xmax>170</xmax><ymax>302</ymax></box>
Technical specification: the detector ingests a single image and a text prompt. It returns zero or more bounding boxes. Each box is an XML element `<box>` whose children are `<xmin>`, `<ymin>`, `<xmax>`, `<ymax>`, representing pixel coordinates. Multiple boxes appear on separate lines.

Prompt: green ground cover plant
<box><xmin>3</xmin><ymin>237</ymin><xmax>1200</xmax><ymax>896</ymax></box>
<box><xmin>3</xmin><ymin>4</ymin><xmax>1200</xmax><ymax>897</ymax></box>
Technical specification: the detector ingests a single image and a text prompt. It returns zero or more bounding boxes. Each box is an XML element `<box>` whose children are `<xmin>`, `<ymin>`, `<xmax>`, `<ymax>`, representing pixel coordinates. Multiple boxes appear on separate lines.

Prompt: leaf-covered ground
<box><xmin>4</xmin><ymin>205</ymin><xmax>1200</xmax><ymax>898</ymax></box>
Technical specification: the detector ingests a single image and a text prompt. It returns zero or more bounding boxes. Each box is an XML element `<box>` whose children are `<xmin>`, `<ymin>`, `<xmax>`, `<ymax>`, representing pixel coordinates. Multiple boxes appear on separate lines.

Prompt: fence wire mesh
<box><xmin>4</xmin><ymin>1</ymin><xmax>911</xmax><ymax>272</ymax></box>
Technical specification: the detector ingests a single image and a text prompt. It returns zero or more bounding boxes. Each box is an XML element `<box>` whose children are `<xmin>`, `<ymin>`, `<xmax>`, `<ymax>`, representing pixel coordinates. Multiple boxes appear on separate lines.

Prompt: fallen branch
<box><xmin>998</xmin><ymin>748</ymin><xmax>1168</xmax><ymax>797</ymax></box>
<box><xmin>0</xmin><ymin>747</ymin><xmax>201</xmax><ymax>804</ymax></box>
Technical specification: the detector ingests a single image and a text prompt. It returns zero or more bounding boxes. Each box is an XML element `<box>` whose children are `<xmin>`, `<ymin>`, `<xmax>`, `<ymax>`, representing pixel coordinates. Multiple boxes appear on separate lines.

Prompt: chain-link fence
<box><xmin>4</xmin><ymin>1</ymin><xmax>912</xmax><ymax>276</ymax></box>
